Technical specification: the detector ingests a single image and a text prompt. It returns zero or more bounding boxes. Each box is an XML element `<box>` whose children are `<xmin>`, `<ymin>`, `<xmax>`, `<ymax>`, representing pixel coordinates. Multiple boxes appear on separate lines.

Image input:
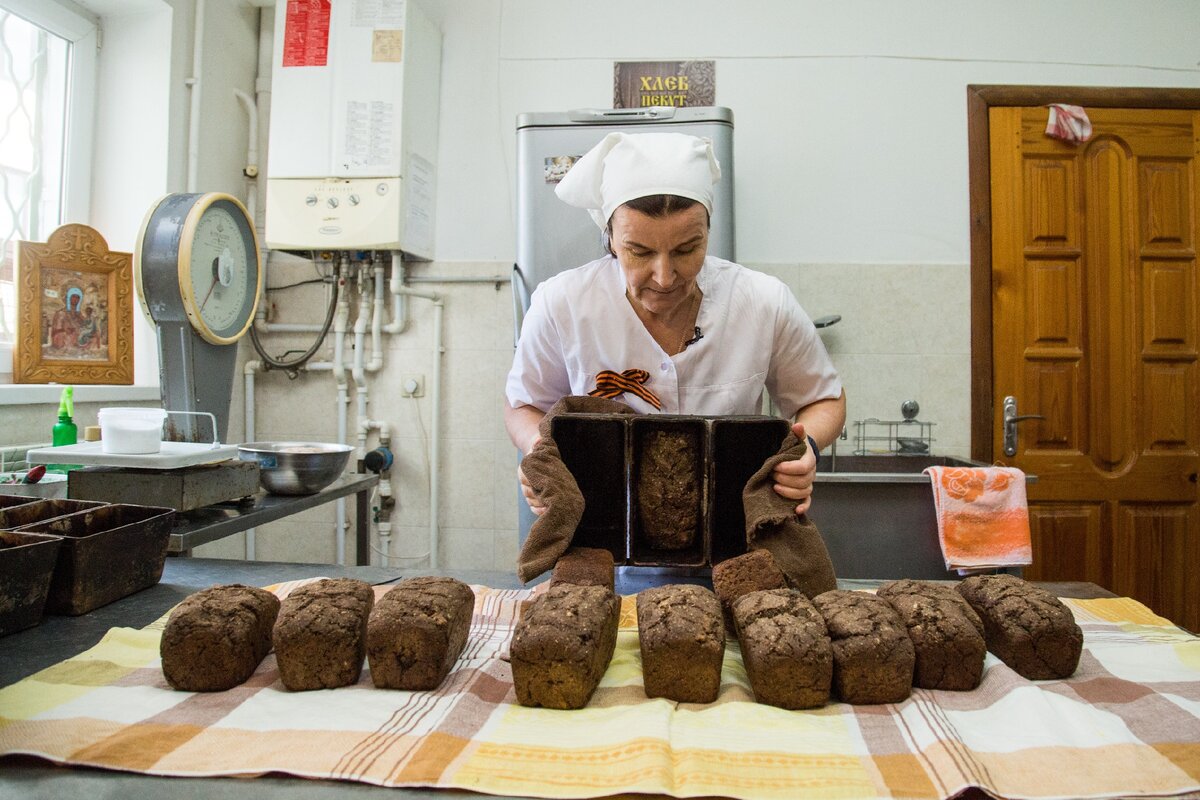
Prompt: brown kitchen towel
<box><xmin>742</xmin><ymin>431</ymin><xmax>838</xmax><ymax>598</ymax></box>
<box><xmin>516</xmin><ymin>396</ymin><xmax>638</xmax><ymax>583</ymax></box>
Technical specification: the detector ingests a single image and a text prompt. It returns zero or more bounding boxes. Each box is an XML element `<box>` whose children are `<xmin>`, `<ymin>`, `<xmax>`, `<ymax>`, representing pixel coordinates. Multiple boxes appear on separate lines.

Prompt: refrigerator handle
<box><xmin>511</xmin><ymin>262</ymin><xmax>527</xmax><ymax>347</ymax></box>
<box><xmin>567</xmin><ymin>107</ymin><xmax>678</xmax><ymax>123</ymax></box>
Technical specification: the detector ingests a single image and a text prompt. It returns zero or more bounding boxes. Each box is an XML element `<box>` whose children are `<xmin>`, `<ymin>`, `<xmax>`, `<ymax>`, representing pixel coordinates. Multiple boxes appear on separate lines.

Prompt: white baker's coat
<box><xmin>506</xmin><ymin>256</ymin><xmax>842</xmax><ymax>418</ymax></box>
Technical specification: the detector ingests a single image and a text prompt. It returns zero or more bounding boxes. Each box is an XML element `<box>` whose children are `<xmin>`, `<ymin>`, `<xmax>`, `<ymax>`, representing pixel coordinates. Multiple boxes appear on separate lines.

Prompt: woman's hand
<box><xmin>772</xmin><ymin>421</ymin><xmax>816</xmax><ymax>516</ymax></box>
<box><xmin>519</xmin><ymin>434</ymin><xmax>546</xmax><ymax>516</ymax></box>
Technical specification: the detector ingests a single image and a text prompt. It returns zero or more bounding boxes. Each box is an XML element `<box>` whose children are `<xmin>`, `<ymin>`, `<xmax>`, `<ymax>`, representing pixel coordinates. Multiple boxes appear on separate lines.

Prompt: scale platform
<box><xmin>26</xmin><ymin>443</ymin><xmax>254</xmax><ymax>511</ymax></box>
<box><xmin>26</xmin><ymin>441</ymin><xmax>237</xmax><ymax>470</ymax></box>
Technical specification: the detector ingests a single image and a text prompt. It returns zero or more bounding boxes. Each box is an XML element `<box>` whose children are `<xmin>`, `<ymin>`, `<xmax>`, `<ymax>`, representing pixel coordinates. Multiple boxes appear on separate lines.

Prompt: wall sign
<box><xmin>283</xmin><ymin>0</ymin><xmax>331</xmax><ymax>68</ymax></box>
<box><xmin>613</xmin><ymin>61</ymin><xmax>715</xmax><ymax>108</ymax></box>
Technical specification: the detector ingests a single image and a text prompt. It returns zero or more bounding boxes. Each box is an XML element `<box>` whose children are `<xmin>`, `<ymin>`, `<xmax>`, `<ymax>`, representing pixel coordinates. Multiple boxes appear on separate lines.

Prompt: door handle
<box><xmin>1002</xmin><ymin>396</ymin><xmax>1045</xmax><ymax>457</ymax></box>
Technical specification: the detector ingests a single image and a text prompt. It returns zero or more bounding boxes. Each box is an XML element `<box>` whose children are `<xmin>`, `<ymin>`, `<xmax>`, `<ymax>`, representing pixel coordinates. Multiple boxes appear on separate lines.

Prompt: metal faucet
<box><xmin>829</xmin><ymin>426</ymin><xmax>848</xmax><ymax>472</ymax></box>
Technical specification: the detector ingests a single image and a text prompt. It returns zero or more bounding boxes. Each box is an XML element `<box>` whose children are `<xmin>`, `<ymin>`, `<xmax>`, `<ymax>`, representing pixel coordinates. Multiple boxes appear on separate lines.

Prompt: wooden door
<box><xmin>990</xmin><ymin>107</ymin><xmax>1200</xmax><ymax>632</ymax></box>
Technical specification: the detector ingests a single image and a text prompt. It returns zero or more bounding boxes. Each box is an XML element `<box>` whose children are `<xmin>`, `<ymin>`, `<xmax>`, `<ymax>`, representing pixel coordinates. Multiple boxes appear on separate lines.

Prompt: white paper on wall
<box><xmin>342</xmin><ymin>100</ymin><xmax>395</xmax><ymax>171</ymax></box>
<box><xmin>351</xmin><ymin>0</ymin><xmax>406</xmax><ymax>28</ymax></box>
<box><xmin>405</xmin><ymin>153</ymin><xmax>434</xmax><ymax>255</ymax></box>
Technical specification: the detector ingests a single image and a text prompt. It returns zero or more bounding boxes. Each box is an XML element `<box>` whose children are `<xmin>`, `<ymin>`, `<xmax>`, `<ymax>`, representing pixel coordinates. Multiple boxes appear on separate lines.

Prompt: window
<box><xmin>0</xmin><ymin>0</ymin><xmax>95</xmax><ymax>349</ymax></box>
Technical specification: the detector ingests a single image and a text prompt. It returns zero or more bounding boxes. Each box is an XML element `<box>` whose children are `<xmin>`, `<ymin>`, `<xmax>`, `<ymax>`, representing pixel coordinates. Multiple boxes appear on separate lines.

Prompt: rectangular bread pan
<box><xmin>0</xmin><ymin>530</ymin><xmax>63</xmax><ymax>636</ymax></box>
<box><xmin>19</xmin><ymin>503</ymin><xmax>176</xmax><ymax>615</ymax></box>
<box><xmin>709</xmin><ymin>416</ymin><xmax>790</xmax><ymax>565</ymax></box>
<box><xmin>0</xmin><ymin>498</ymin><xmax>106</xmax><ymax>531</ymax></box>
<box><xmin>0</xmin><ymin>494</ymin><xmax>39</xmax><ymax>511</ymax></box>
<box><xmin>550</xmin><ymin>413</ymin><xmax>628</xmax><ymax>563</ymax></box>
<box><xmin>629</xmin><ymin>416</ymin><xmax>707</xmax><ymax>567</ymax></box>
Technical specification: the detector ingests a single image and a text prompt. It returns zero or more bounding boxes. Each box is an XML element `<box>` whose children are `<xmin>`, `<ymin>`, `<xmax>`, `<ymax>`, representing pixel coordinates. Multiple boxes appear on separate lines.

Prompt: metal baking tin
<box><xmin>18</xmin><ymin>503</ymin><xmax>176</xmax><ymax>616</ymax></box>
<box><xmin>551</xmin><ymin>414</ymin><xmax>789</xmax><ymax>567</ymax></box>
<box><xmin>0</xmin><ymin>498</ymin><xmax>107</xmax><ymax>531</ymax></box>
<box><xmin>0</xmin><ymin>530</ymin><xmax>63</xmax><ymax>636</ymax></box>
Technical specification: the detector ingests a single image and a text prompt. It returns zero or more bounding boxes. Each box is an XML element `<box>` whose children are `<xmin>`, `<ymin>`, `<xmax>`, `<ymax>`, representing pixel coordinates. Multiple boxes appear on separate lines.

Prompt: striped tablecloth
<box><xmin>0</xmin><ymin>580</ymin><xmax>1197</xmax><ymax>799</ymax></box>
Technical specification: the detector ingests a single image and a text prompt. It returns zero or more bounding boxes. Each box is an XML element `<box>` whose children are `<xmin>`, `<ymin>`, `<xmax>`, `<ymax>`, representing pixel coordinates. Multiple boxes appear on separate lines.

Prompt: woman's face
<box><xmin>610</xmin><ymin>204</ymin><xmax>709</xmax><ymax>317</ymax></box>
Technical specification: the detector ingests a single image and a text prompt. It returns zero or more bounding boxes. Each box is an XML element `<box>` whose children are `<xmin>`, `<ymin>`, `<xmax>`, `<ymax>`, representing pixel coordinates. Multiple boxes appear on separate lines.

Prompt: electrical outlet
<box><xmin>401</xmin><ymin>373</ymin><xmax>425</xmax><ymax>398</ymax></box>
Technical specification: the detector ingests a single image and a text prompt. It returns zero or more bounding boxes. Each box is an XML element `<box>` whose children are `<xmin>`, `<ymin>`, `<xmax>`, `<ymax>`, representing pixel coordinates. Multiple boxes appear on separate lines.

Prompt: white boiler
<box><xmin>265</xmin><ymin>0</ymin><xmax>440</xmax><ymax>257</ymax></box>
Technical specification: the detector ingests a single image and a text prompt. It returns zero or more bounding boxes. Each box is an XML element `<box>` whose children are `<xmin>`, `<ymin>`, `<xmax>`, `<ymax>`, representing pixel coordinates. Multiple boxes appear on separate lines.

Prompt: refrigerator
<box><xmin>511</xmin><ymin>106</ymin><xmax>736</xmax><ymax>546</ymax></box>
<box><xmin>512</xmin><ymin>106</ymin><xmax>735</xmax><ymax>339</ymax></box>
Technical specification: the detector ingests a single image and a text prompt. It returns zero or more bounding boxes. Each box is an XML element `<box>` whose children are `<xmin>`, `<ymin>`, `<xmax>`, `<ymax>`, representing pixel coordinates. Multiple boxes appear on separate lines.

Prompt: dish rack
<box><xmin>853</xmin><ymin>401</ymin><xmax>936</xmax><ymax>455</ymax></box>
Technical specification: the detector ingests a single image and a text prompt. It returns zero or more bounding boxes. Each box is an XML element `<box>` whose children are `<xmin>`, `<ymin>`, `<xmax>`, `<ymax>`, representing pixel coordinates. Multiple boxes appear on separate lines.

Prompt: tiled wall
<box><xmin>194</xmin><ymin>258</ymin><xmax>970</xmax><ymax>569</ymax></box>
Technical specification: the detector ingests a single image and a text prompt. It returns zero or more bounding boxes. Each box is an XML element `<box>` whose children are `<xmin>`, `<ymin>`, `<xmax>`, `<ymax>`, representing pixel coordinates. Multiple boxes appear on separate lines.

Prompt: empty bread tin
<box><xmin>17</xmin><ymin>503</ymin><xmax>176</xmax><ymax>615</ymax></box>
<box><xmin>0</xmin><ymin>498</ymin><xmax>106</xmax><ymax>531</ymax></box>
<box><xmin>0</xmin><ymin>530</ymin><xmax>63</xmax><ymax>636</ymax></box>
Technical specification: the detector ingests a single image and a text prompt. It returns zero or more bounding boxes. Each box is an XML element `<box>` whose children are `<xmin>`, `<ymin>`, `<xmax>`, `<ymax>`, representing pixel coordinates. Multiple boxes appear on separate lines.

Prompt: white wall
<box><xmin>431</xmin><ymin>0</ymin><xmax>1200</xmax><ymax>264</ymax></box>
<box><xmin>88</xmin><ymin>2</ymin><xmax>172</xmax><ymax>384</ymax></box>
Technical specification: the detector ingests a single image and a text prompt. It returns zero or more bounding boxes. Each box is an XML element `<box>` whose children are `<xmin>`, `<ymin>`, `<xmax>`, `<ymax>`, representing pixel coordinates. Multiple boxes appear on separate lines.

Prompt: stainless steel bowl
<box><xmin>237</xmin><ymin>442</ymin><xmax>352</xmax><ymax>495</ymax></box>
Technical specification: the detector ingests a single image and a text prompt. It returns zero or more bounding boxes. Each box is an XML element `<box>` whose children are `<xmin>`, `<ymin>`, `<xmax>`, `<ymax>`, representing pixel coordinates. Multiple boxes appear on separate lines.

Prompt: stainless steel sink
<box><xmin>811</xmin><ymin>455</ymin><xmax>1030</xmax><ymax>580</ymax></box>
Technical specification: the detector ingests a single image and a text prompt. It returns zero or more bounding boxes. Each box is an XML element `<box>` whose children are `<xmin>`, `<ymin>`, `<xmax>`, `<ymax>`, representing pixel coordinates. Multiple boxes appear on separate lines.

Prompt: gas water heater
<box><xmin>265</xmin><ymin>0</ymin><xmax>441</xmax><ymax>257</ymax></box>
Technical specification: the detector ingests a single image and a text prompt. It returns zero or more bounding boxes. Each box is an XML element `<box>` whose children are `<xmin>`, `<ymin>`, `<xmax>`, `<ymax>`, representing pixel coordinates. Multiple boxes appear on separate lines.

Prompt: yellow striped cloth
<box><xmin>0</xmin><ymin>582</ymin><xmax>1198</xmax><ymax>799</ymax></box>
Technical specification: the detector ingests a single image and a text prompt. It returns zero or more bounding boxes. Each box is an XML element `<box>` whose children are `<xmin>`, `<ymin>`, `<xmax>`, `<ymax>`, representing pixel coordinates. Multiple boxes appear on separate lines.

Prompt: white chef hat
<box><xmin>555</xmin><ymin>132</ymin><xmax>722</xmax><ymax>228</ymax></box>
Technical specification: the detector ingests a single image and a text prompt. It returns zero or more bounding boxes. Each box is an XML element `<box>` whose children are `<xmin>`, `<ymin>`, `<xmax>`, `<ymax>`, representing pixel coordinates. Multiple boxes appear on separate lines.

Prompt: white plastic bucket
<box><xmin>98</xmin><ymin>407</ymin><xmax>167</xmax><ymax>454</ymax></box>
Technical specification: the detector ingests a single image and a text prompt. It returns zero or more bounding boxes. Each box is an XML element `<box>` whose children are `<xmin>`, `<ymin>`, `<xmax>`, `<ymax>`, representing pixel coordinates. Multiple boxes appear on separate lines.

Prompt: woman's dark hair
<box><xmin>603</xmin><ymin>194</ymin><xmax>709</xmax><ymax>256</ymax></box>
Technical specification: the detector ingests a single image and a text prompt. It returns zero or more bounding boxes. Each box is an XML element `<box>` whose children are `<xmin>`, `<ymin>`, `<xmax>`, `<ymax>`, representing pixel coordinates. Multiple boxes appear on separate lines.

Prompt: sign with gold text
<box><xmin>613</xmin><ymin>61</ymin><xmax>715</xmax><ymax>108</ymax></box>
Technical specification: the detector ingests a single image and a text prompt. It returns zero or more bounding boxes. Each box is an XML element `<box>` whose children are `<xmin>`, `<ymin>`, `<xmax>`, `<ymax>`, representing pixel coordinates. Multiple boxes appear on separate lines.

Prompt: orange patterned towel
<box><xmin>923</xmin><ymin>466</ymin><xmax>1032</xmax><ymax>572</ymax></box>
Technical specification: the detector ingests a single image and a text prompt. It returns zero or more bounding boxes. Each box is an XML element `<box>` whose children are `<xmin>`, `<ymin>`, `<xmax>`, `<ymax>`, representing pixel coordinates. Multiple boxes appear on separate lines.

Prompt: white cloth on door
<box><xmin>1046</xmin><ymin>104</ymin><xmax>1093</xmax><ymax>144</ymax></box>
<box><xmin>554</xmin><ymin>132</ymin><xmax>722</xmax><ymax>228</ymax></box>
<box><xmin>506</xmin><ymin>255</ymin><xmax>842</xmax><ymax>418</ymax></box>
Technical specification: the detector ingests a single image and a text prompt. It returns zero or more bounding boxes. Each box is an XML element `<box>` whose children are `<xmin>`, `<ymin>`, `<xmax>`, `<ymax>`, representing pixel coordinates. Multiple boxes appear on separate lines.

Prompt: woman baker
<box><xmin>505</xmin><ymin>131</ymin><xmax>845</xmax><ymax>519</ymax></box>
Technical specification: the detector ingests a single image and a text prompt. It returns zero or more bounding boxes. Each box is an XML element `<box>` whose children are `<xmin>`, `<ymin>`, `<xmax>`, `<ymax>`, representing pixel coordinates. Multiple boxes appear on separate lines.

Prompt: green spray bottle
<box><xmin>49</xmin><ymin>385</ymin><xmax>78</xmax><ymax>473</ymax></box>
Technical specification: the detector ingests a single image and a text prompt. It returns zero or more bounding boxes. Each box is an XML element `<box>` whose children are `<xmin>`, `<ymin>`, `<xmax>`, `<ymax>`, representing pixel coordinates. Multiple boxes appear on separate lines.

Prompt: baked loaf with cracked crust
<box><xmin>636</xmin><ymin>584</ymin><xmax>725</xmax><ymax>703</ymax></box>
<box><xmin>273</xmin><ymin>578</ymin><xmax>375</xmax><ymax>691</ymax></box>
<box><xmin>511</xmin><ymin>583</ymin><xmax>620</xmax><ymax>709</ymax></box>
<box><xmin>732</xmin><ymin>588</ymin><xmax>832</xmax><ymax>709</ymax></box>
<box><xmin>367</xmin><ymin>576</ymin><xmax>475</xmax><ymax>690</ymax></box>
<box><xmin>549</xmin><ymin>546</ymin><xmax>615</xmax><ymax>592</ymax></box>
<box><xmin>637</xmin><ymin>429</ymin><xmax>700</xmax><ymax>550</ymax></box>
<box><xmin>813</xmin><ymin>590</ymin><xmax>915</xmax><ymax>704</ymax></box>
<box><xmin>956</xmin><ymin>574</ymin><xmax>1083</xmax><ymax>680</ymax></box>
<box><xmin>876</xmin><ymin>579</ymin><xmax>986</xmax><ymax>691</ymax></box>
<box><xmin>711</xmin><ymin>549</ymin><xmax>787</xmax><ymax>631</ymax></box>
<box><xmin>160</xmin><ymin>584</ymin><xmax>280</xmax><ymax>692</ymax></box>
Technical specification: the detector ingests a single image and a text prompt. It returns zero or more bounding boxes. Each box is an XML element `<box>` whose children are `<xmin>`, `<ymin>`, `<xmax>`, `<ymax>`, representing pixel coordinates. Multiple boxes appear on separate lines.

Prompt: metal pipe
<box><xmin>332</xmin><ymin>256</ymin><xmax>351</xmax><ymax>565</ymax></box>
<box><xmin>429</xmin><ymin>299</ymin><xmax>444</xmax><ymax>569</ymax></box>
<box><xmin>242</xmin><ymin>360</ymin><xmax>262</xmax><ymax>560</ymax></box>
<box><xmin>405</xmin><ymin>274</ymin><xmax>511</xmax><ymax>284</ymax></box>
<box><xmin>382</xmin><ymin>251</ymin><xmax>409</xmax><ymax>334</ymax></box>
<box><xmin>368</xmin><ymin>260</ymin><xmax>385</xmax><ymax>371</ymax></box>
<box><xmin>185</xmin><ymin>0</ymin><xmax>205</xmax><ymax>191</ymax></box>
<box><xmin>232</xmin><ymin>88</ymin><xmax>257</xmax><ymax>221</ymax></box>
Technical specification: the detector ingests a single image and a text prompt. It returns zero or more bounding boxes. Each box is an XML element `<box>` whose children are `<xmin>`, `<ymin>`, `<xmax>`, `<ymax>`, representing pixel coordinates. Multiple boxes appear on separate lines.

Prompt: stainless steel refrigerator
<box><xmin>512</xmin><ymin>106</ymin><xmax>735</xmax><ymax>338</ymax></box>
<box><xmin>511</xmin><ymin>106</ymin><xmax>736</xmax><ymax>546</ymax></box>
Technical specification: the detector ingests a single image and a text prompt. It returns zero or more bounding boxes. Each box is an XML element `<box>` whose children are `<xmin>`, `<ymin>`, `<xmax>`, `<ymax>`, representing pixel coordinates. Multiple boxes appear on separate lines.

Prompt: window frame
<box><xmin>1</xmin><ymin>0</ymin><xmax>97</xmax><ymax>226</ymax></box>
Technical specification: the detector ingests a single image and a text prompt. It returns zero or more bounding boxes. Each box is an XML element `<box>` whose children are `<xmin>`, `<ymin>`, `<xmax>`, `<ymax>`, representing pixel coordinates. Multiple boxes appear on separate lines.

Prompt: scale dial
<box><xmin>135</xmin><ymin>192</ymin><xmax>261</xmax><ymax>345</ymax></box>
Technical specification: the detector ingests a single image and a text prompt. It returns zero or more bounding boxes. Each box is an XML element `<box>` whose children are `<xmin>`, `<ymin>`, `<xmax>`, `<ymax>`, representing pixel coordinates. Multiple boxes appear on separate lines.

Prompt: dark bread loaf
<box><xmin>711</xmin><ymin>549</ymin><xmax>787</xmax><ymax>631</ymax></box>
<box><xmin>549</xmin><ymin>546</ymin><xmax>616</xmax><ymax>592</ymax></box>
<box><xmin>160</xmin><ymin>584</ymin><xmax>280</xmax><ymax>691</ymax></box>
<box><xmin>956</xmin><ymin>574</ymin><xmax>1083</xmax><ymax>680</ymax></box>
<box><xmin>637</xmin><ymin>429</ymin><xmax>700</xmax><ymax>550</ymax></box>
<box><xmin>636</xmin><ymin>584</ymin><xmax>725</xmax><ymax>703</ymax></box>
<box><xmin>876</xmin><ymin>579</ymin><xmax>986</xmax><ymax>691</ymax></box>
<box><xmin>273</xmin><ymin>578</ymin><xmax>375</xmax><ymax>691</ymax></box>
<box><xmin>367</xmin><ymin>576</ymin><xmax>475</xmax><ymax>690</ymax></box>
<box><xmin>812</xmin><ymin>590</ymin><xmax>915</xmax><ymax>704</ymax></box>
<box><xmin>511</xmin><ymin>583</ymin><xmax>620</xmax><ymax>709</ymax></box>
<box><xmin>732</xmin><ymin>588</ymin><xmax>832</xmax><ymax>709</ymax></box>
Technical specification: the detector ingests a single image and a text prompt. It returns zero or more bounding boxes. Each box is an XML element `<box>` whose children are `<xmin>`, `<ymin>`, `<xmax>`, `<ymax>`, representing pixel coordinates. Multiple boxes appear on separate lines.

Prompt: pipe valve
<box><xmin>363</xmin><ymin>446</ymin><xmax>394</xmax><ymax>474</ymax></box>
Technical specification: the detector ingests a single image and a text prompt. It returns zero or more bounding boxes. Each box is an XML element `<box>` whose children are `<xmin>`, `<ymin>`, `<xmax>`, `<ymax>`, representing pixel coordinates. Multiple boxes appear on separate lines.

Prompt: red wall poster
<box><xmin>283</xmin><ymin>0</ymin><xmax>331</xmax><ymax>68</ymax></box>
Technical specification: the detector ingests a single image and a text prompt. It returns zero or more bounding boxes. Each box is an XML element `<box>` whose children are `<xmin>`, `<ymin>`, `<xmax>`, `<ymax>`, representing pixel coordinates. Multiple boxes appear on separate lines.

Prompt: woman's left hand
<box><xmin>772</xmin><ymin>421</ymin><xmax>816</xmax><ymax>516</ymax></box>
